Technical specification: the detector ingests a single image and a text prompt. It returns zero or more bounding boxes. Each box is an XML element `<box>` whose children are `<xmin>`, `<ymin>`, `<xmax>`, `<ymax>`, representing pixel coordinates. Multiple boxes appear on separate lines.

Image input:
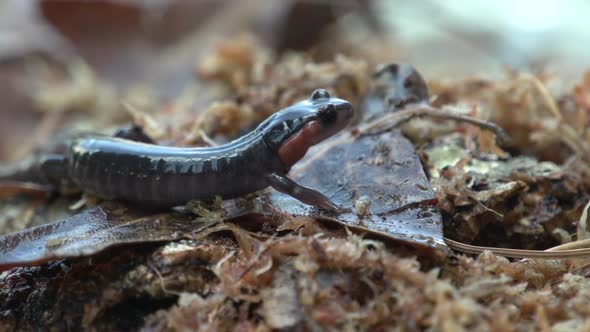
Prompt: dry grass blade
<box><xmin>444</xmin><ymin>237</ymin><xmax>590</xmax><ymax>259</ymax></box>
<box><xmin>517</xmin><ymin>73</ymin><xmax>590</xmax><ymax>161</ymax></box>
<box><xmin>569</xmin><ymin>257</ymin><xmax>590</xmax><ymax>272</ymax></box>
<box><xmin>559</xmin><ymin>123</ymin><xmax>590</xmax><ymax>160</ymax></box>
<box><xmin>517</xmin><ymin>73</ymin><xmax>563</xmax><ymax>121</ymax></box>
<box><xmin>576</xmin><ymin>200</ymin><xmax>590</xmax><ymax>240</ymax></box>
<box><xmin>546</xmin><ymin>238</ymin><xmax>590</xmax><ymax>252</ymax></box>
<box><xmin>538</xmin><ymin>207</ymin><xmax>590</xmax><ymax>270</ymax></box>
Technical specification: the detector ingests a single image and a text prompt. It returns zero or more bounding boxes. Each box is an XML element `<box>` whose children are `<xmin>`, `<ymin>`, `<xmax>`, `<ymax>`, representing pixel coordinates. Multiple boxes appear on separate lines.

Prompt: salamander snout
<box><xmin>310</xmin><ymin>89</ymin><xmax>354</xmax><ymax>129</ymax></box>
<box><xmin>317</xmin><ymin>103</ymin><xmax>353</xmax><ymax>133</ymax></box>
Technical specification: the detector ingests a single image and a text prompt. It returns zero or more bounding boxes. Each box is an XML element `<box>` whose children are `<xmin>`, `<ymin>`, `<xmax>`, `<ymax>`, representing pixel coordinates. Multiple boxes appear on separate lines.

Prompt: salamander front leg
<box><xmin>267</xmin><ymin>173</ymin><xmax>343</xmax><ymax>212</ymax></box>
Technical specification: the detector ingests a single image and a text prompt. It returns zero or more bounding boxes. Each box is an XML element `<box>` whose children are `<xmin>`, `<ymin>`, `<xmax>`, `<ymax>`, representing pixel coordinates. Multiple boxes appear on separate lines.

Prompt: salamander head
<box><xmin>262</xmin><ymin>89</ymin><xmax>354</xmax><ymax>167</ymax></box>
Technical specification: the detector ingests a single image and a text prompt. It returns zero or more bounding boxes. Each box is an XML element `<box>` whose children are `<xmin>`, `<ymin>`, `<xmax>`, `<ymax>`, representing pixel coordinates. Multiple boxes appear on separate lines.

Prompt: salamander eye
<box><xmin>317</xmin><ymin>104</ymin><xmax>337</xmax><ymax>122</ymax></box>
<box><xmin>311</xmin><ymin>89</ymin><xmax>331</xmax><ymax>100</ymax></box>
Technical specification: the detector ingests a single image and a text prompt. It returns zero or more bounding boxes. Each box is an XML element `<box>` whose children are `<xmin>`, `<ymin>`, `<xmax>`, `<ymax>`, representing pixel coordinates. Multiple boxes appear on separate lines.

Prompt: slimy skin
<box><xmin>0</xmin><ymin>89</ymin><xmax>354</xmax><ymax>211</ymax></box>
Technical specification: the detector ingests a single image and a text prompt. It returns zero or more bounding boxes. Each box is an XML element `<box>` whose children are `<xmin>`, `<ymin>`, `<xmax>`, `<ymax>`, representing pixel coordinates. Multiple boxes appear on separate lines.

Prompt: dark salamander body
<box><xmin>67</xmin><ymin>129</ymin><xmax>285</xmax><ymax>207</ymax></box>
<box><xmin>1</xmin><ymin>90</ymin><xmax>354</xmax><ymax>211</ymax></box>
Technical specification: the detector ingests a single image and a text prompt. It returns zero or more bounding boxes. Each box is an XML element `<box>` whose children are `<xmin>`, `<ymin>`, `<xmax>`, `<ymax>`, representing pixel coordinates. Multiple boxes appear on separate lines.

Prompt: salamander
<box><xmin>0</xmin><ymin>89</ymin><xmax>354</xmax><ymax>211</ymax></box>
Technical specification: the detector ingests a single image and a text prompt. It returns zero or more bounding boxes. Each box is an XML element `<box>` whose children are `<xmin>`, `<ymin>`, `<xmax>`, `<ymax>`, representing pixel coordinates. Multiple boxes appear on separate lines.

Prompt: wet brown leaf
<box><xmin>268</xmin><ymin>130</ymin><xmax>446</xmax><ymax>255</ymax></box>
<box><xmin>0</xmin><ymin>202</ymin><xmax>202</xmax><ymax>270</ymax></box>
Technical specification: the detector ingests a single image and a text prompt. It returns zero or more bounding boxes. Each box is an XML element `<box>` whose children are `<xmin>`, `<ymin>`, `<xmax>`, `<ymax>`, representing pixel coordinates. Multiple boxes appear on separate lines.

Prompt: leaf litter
<box><xmin>1</xmin><ymin>3</ymin><xmax>590</xmax><ymax>330</ymax></box>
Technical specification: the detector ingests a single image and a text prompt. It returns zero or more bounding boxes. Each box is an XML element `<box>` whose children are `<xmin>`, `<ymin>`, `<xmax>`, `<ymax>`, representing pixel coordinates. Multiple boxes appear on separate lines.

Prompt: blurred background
<box><xmin>1</xmin><ymin>0</ymin><xmax>589</xmax><ymax>159</ymax></box>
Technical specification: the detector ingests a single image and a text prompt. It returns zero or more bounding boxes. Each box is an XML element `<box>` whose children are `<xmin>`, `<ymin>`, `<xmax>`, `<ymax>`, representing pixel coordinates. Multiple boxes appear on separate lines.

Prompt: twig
<box><xmin>359</xmin><ymin>105</ymin><xmax>510</xmax><ymax>145</ymax></box>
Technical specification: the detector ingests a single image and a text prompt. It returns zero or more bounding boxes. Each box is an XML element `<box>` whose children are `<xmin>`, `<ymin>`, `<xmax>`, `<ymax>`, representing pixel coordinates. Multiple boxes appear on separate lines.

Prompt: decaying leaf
<box><xmin>268</xmin><ymin>130</ymin><xmax>446</xmax><ymax>256</ymax></box>
<box><xmin>369</xmin><ymin>63</ymin><xmax>430</xmax><ymax>114</ymax></box>
<box><xmin>2</xmin><ymin>3</ymin><xmax>590</xmax><ymax>330</ymax></box>
<box><xmin>0</xmin><ymin>202</ymin><xmax>205</xmax><ymax>270</ymax></box>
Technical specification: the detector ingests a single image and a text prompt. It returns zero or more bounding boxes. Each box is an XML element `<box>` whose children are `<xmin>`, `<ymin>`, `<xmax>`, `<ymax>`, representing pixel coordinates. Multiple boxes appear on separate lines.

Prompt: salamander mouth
<box><xmin>277</xmin><ymin>119</ymin><xmax>322</xmax><ymax>167</ymax></box>
<box><xmin>277</xmin><ymin>110</ymin><xmax>349</xmax><ymax>167</ymax></box>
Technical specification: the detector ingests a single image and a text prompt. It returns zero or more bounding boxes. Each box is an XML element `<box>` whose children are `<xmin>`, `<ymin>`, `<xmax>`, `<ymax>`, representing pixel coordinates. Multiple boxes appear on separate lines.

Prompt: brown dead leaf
<box><xmin>268</xmin><ymin>130</ymin><xmax>446</xmax><ymax>257</ymax></box>
<box><xmin>0</xmin><ymin>202</ymin><xmax>205</xmax><ymax>270</ymax></box>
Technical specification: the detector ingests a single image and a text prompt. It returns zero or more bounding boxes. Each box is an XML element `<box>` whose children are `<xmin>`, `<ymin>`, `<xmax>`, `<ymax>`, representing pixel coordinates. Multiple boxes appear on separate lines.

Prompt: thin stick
<box><xmin>359</xmin><ymin>105</ymin><xmax>510</xmax><ymax>145</ymax></box>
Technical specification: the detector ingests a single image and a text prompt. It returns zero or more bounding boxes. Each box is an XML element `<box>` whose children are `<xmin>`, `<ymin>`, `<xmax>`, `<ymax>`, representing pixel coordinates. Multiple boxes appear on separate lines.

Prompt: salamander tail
<box><xmin>0</xmin><ymin>154</ymin><xmax>68</xmax><ymax>187</ymax></box>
